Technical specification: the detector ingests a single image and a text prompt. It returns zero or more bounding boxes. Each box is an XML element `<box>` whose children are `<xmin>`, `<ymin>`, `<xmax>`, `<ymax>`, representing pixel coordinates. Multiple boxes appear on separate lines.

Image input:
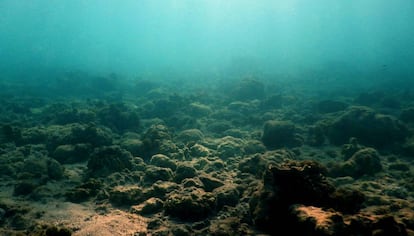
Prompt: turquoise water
<box><xmin>2</xmin><ymin>2</ymin><xmax>414</xmax><ymax>234</ymax></box>
<box><xmin>1</xmin><ymin>0</ymin><xmax>414</xmax><ymax>81</ymax></box>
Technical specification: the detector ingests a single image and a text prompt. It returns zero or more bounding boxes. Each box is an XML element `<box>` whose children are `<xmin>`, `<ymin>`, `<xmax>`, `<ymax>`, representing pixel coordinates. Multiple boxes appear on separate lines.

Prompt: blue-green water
<box><xmin>1</xmin><ymin>0</ymin><xmax>414</xmax><ymax>81</ymax></box>
<box><xmin>2</xmin><ymin>2</ymin><xmax>414</xmax><ymax>235</ymax></box>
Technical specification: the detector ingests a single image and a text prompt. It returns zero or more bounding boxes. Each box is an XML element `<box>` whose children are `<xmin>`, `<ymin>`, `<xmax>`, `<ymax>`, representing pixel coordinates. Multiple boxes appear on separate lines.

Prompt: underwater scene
<box><xmin>1</xmin><ymin>1</ymin><xmax>414</xmax><ymax>235</ymax></box>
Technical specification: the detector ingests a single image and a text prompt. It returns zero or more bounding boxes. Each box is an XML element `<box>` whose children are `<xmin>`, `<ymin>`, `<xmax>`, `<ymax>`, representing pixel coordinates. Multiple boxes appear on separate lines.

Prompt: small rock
<box><xmin>149</xmin><ymin>154</ymin><xmax>177</xmax><ymax>171</ymax></box>
<box><xmin>164</xmin><ymin>187</ymin><xmax>216</xmax><ymax>221</ymax></box>
<box><xmin>214</xmin><ymin>185</ymin><xmax>240</xmax><ymax>209</ymax></box>
<box><xmin>176</xmin><ymin>129</ymin><xmax>204</xmax><ymax>143</ymax></box>
<box><xmin>144</xmin><ymin>166</ymin><xmax>174</xmax><ymax>184</ymax></box>
<box><xmin>189</xmin><ymin>144</ymin><xmax>210</xmax><ymax>157</ymax></box>
<box><xmin>53</xmin><ymin>143</ymin><xmax>91</xmax><ymax>164</ymax></box>
<box><xmin>174</xmin><ymin>164</ymin><xmax>197</xmax><ymax>183</ymax></box>
<box><xmin>199</xmin><ymin>174</ymin><xmax>224</xmax><ymax>192</ymax></box>
<box><xmin>109</xmin><ymin>186</ymin><xmax>144</xmax><ymax>206</ymax></box>
<box><xmin>131</xmin><ymin>197</ymin><xmax>163</xmax><ymax>215</ymax></box>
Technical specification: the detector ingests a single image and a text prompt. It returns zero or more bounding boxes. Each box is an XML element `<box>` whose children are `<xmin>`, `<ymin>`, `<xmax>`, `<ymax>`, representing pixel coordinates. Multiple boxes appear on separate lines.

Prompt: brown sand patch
<box><xmin>297</xmin><ymin>205</ymin><xmax>337</xmax><ymax>230</ymax></box>
<box><xmin>36</xmin><ymin>202</ymin><xmax>147</xmax><ymax>236</ymax></box>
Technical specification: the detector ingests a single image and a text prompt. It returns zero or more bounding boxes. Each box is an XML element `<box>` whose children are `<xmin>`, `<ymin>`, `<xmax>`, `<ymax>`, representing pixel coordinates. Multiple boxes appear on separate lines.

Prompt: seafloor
<box><xmin>0</xmin><ymin>73</ymin><xmax>414</xmax><ymax>235</ymax></box>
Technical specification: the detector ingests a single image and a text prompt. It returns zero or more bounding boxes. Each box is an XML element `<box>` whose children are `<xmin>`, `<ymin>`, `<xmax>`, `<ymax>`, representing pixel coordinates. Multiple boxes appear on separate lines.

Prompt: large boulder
<box><xmin>97</xmin><ymin>103</ymin><xmax>140</xmax><ymax>133</ymax></box>
<box><xmin>87</xmin><ymin>145</ymin><xmax>134</xmax><ymax>177</ymax></box>
<box><xmin>141</xmin><ymin>124</ymin><xmax>178</xmax><ymax>159</ymax></box>
<box><xmin>109</xmin><ymin>186</ymin><xmax>144</xmax><ymax>206</ymax></box>
<box><xmin>143</xmin><ymin>166</ymin><xmax>174</xmax><ymax>184</ymax></box>
<box><xmin>249</xmin><ymin>160</ymin><xmax>365</xmax><ymax>234</ymax></box>
<box><xmin>149</xmin><ymin>154</ymin><xmax>177</xmax><ymax>171</ymax></box>
<box><xmin>53</xmin><ymin>143</ymin><xmax>92</xmax><ymax>164</ymax></box>
<box><xmin>261</xmin><ymin>120</ymin><xmax>302</xmax><ymax>149</ymax></box>
<box><xmin>231</xmin><ymin>78</ymin><xmax>265</xmax><ymax>101</ymax></box>
<box><xmin>326</xmin><ymin>106</ymin><xmax>408</xmax><ymax>148</ymax></box>
<box><xmin>329</xmin><ymin>147</ymin><xmax>383</xmax><ymax>178</ymax></box>
<box><xmin>164</xmin><ymin>187</ymin><xmax>216</xmax><ymax>221</ymax></box>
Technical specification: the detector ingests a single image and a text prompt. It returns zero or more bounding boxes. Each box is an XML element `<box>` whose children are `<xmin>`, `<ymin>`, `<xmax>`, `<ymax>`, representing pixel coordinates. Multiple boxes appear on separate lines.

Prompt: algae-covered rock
<box><xmin>328</xmin><ymin>187</ymin><xmax>365</xmax><ymax>214</ymax></box>
<box><xmin>20</xmin><ymin>156</ymin><xmax>48</xmax><ymax>178</ymax></box>
<box><xmin>20</xmin><ymin>155</ymin><xmax>64</xmax><ymax>180</ymax></box>
<box><xmin>164</xmin><ymin>187</ymin><xmax>216</xmax><ymax>221</ymax></box>
<box><xmin>261</xmin><ymin>93</ymin><xmax>283</xmax><ymax>109</ymax></box>
<box><xmin>147</xmin><ymin>95</ymin><xmax>185</xmax><ymax>119</ymax></box>
<box><xmin>0</xmin><ymin>146</ymin><xmax>33</xmax><ymax>177</ymax></box>
<box><xmin>330</xmin><ymin>147</ymin><xmax>383</xmax><ymax>178</ymax></box>
<box><xmin>223</xmin><ymin>128</ymin><xmax>249</xmax><ymax>139</ymax></box>
<box><xmin>53</xmin><ymin>143</ymin><xmax>92</xmax><ymax>164</ymax></box>
<box><xmin>327</xmin><ymin>106</ymin><xmax>408</xmax><ymax>148</ymax></box>
<box><xmin>97</xmin><ymin>102</ymin><xmax>140</xmax><ymax>133</ymax></box>
<box><xmin>188</xmin><ymin>103</ymin><xmax>212</xmax><ymax>117</ymax></box>
<box><xmin>19</xmin><ymin>126</ymin><xmax>48</xmax><ymax>145</ymax></box>
<box><xmin>206</xmin><ymin>121</ymin><xmax>232</xmax><ymax>134</ymax></box>
<box><xmin>47</xmin><ymin>158</ymin><xmax>65</xmax><ymax>180</ymax></box>
<box><xmin>182</xmin><ymin>178</ymin><xmax>204</xmax><ymax>189</ymax></box>
<box><xmin>238</xmin><ymin>150</ymin><xmax>295</xmax><ymax>177</ymax></box>
<box><xmin>176</xmin><ymin>129</ymin><xmax>204</xmax><ymax>144</ymax></box>
<box><xmin>238</xmin><ymin>154</ymin><xmax>269</xmax><ymax>177</ymax></box>
<box><xmin>227</xmin><ymin>101</ymin><xmax>255</xmax><ymax>113</ymax></box>
<box><xmin>204</xmin><ymin>159</ymin><xmax>226</xmax><ymax>173</ymax></box>
<box><xmin>217</xmin><ymin>136</ymin><xmax>245</xmax><ymax>159</ymax></box>
<box><xmin>307</xmin><ymin>124</ymin><xmax>326</xmax><ymax>146</ymax></box>
<box><xmin>24</xmin><ymin>222</ymin><xmax>73</xmax><ymax>236</ymax></box>
<box><xmin>243</xmin><ymin>140</ymin><xmax>266</xmax><ymax>155</ymax></box>
<box><xmin>45</xmin><ymin>123</ymin><xmax>113</xmax><ymax>152</ymax></box>
<box><xmin>14</xmin><ymin>180</ymin><xmax>40</xmax><ymax>196</ymax></box>
<box><xmin>388</xmin><ymin>162</ymin><xmax>410</xmax><ymax>171</ymax></box>
<box><xmin>120</xmin><ymin>138</ymin><xmax>143</xmax><ymax>157</ymax></box>
<box><xmin>109</xmin><ymin>185</ymin><xmax>144</xmax><ymax>206</ymax></box>
<box><xmin>371</xmin><ymin>215</ymin><xmax>408</xmax><ymax>236</ymax></box>
<box><xmin>131</xmin><ymin>197</ymin><xmax>163</xmax><ymax>215</ymax></box>
<box><xmin>249</xmin><ymin>160</ymin><xmax>365</xmax><ymax>234</ymax></box>
<box><xmin>149</xmin><ymin>181</ymin><xmax>179</xmax><ymax>199</ymax></box>
<box><xmin>143</xmin><ymin>166</ymin><xmax>174</xmax><ymax>186</ymax></box>
<box><xmin>53</xmin><ymin>108</ymin><xmax>96</xmax><ymax>125</ymax></box>
<box><xmin>261</xmin><ymin>120</ymin><xmax>302</xmax><ymax>149</ymax></box>
<box><xmin>231</xmin><ymin>78</ymin><xmax>265</xmax><ymax>101</ymax></box>
<box><xmin>402</xmin><ymin>137</ymin><xmax>414</xmax><ymax>156</ymax></box>
<box><xmin>149</xmin><ymin>154</ymin><xmax>177</xmax><ymax>171</ymax></box>
<box><xmin>1</xmin><ymin>124</ymin><xmax>21</xmax><ymax>143</ymax></box>
<box><xmin>65</xmin><ymin>179</ymin><xmax>102</xmax><ymax>203</ymax></box>
<box><xmin>87</xmin><ymin>145</ymin><xmax>134</xmax><ymax>177</ymax></box>
<box><xmin>341</xmin><ymin>137</ymin><xmax>363</xmax><ymax>161</ymax></box>
<box><xmin>189</xmin><ymin>143</ymin><xmax>211</xmax><ymax>157</ymax></box>
<box><xmin>199</xmin><ymin>174</ymin><xmax>224</xmax><ymax>192</ymax></box>
<box><xmin>141</xmin><ymin>124</ymin><xmax>178</xmax><ymax>159</ymax></box>
<box><xmin>69</xmin><ymin>123</ymin><xmax>113</xmax><ymax>147</ymax></box>
<box><xmin>209</xmin><ymin>217</ymin><xmax>254</xmax><ymax>236</ymax></box>
<box><xmin>174</xmin><ymin>164</ymin><xmax>197</xmax><ymax>183</ymax></box>
<box><xmin>214</xmin><ymin>185</ymin><xmax>240</xmax><ymax>209</ymax></box>
<box><xmin>250</xmin><ymin>160</ymin><xmax>333</xmax><ymax>233</ymax></box>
